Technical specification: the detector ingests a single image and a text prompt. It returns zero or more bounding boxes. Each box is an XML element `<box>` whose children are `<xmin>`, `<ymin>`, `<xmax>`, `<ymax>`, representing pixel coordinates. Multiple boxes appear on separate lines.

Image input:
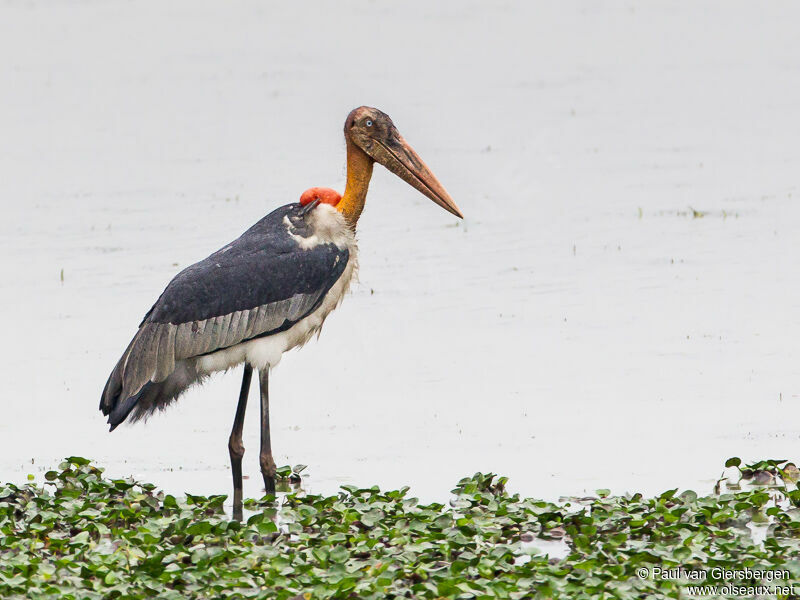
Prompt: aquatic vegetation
<box><xmin>1</xmin><ymin>458</ymin><xmax>799</xmax><ymax>599</ymax></box>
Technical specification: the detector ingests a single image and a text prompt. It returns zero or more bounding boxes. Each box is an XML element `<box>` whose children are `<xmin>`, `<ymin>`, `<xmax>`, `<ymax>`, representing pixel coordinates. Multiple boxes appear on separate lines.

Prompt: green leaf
<box><xmin>104</xmin><ymin>571</ymin><xmax>119</xmax><ymax>585</ymax></box>
<box><xmin>256</xmin><ymin>520</ymin><xmax>278</xmax><ymax>534</ymax></box>
<box><xmin>70</xmin><ymin>530</ymin><xmax>90</xmax><ymax>545</ymax></box>
<box><xmin>186</xmin><ymin>521</ymin><xmax>212</xmax><ymax>535</ymax></box>
<box><xmin>329</xmin><ymin>546</ymin><xmax>349</xmax><ymax>563</ymax></box>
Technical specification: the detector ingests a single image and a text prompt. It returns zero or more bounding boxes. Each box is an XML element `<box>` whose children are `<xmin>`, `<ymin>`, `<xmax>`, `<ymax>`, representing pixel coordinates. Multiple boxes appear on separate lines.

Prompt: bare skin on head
<box><xmin>336</xmin><ymin>106</ymin><xmax>463</xmax><ymax>228</ymax></box>
<box><xmin>299</xmin><ymin>187</ymin><xmax>342</xmax><ymax>207</ymax></box>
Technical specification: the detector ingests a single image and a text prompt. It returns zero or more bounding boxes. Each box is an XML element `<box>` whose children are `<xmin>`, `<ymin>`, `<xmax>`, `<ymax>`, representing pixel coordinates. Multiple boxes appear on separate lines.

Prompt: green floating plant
<box><xmin>1</xmin><ymin>457</ymin><xmax>799</xmax><ymax>599</ymax></box>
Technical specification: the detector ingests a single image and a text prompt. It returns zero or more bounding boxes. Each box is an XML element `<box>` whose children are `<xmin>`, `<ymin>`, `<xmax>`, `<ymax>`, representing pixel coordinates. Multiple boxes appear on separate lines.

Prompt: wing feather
<box><xmin>174</xmin><ymin>321</ymin><xmax>194</xmax><ymax>359</ymax></box>
<box><xmin>122</xmin><ymin>323</ymin><xmax>157</xmax><ymax>399</ymax></box>
<box><xmin>153</xmin><ymin>324</ymin><xmax>176</xmax><ymax>382</ymax></box>
<box><xmin>223</xmin><ymin>310</ymin><xmax>243</xmax><ymax>348</ymax></box>
<box><xmin>211</xmin><ymin>314</ymin><xmax>230</xmax><ymax>352</ymax></box>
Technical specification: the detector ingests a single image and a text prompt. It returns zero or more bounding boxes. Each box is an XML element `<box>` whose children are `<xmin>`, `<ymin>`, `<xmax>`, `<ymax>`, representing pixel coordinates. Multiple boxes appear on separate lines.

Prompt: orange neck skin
<box><xmin>337</xmin><ymin>136</ymin><xmax>374</xmax><ymax>229</ymax></box>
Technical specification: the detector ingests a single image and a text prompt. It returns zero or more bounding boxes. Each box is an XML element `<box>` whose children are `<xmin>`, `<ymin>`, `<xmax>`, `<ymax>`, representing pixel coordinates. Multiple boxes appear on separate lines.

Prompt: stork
<box><xmin>99</xmin><ymin>106</ymin><xmax>463</xmax><ymax>518</ymax></box>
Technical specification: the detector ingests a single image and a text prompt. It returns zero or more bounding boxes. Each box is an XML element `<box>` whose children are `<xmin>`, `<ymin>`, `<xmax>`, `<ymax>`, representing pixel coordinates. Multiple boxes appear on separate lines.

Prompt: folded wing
<box><xmin>100</xmin><ymin>204</ymin><xmax>349</xmax><ymax>427</ymax></box>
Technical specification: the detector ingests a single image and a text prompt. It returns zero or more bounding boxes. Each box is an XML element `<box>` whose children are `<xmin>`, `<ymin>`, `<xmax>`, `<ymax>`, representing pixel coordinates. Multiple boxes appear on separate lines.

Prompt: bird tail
<box><xmin>100</xmin><ymin>347</ymin><xmax>203</xmax><ymax>431</ymax></box>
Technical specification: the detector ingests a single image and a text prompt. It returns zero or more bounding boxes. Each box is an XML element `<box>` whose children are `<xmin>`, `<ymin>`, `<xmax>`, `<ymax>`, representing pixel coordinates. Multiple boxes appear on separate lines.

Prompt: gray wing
<box><xmin>101</xmin><ymin>203</ymin><xmax>349</xmax><ymax>423</ymax></box>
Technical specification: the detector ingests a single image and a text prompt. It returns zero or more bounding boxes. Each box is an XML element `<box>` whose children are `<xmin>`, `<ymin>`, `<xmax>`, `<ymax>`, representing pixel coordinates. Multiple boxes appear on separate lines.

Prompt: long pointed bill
<box><xmin>367</xmin><ymin>131</ymin><xmax>463</xmax><ymax>219</ymax></box>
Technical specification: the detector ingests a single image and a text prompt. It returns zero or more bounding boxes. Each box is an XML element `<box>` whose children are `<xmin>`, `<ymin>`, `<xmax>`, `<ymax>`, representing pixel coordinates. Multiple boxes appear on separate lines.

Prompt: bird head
<box><xmin>344</xmin><ymin>106</ymin><xmax>463</xmax><ymax>219</ymax></box>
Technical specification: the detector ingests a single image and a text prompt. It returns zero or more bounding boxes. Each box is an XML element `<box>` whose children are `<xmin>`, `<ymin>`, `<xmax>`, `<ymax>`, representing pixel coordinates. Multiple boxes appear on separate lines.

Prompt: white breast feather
<box><xmin>196</xmin><ymin>205</ymin><xmax>357</xmax><ymax>375</ymax></box>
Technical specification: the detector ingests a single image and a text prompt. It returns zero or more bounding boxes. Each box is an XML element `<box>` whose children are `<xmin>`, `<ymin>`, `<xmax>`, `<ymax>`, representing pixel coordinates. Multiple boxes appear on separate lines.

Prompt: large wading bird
<box><xmin>99</xmin><ymin>106</ymin><xmax>463</xmax><ymax>518</ymax></box>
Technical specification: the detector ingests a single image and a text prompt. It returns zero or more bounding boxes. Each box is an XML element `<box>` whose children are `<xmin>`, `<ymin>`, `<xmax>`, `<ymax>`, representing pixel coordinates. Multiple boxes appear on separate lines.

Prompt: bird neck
<box><xmin>337</xmin><ymin>137</ymin><xmax>374</xmax><ymax>228</ymax></box>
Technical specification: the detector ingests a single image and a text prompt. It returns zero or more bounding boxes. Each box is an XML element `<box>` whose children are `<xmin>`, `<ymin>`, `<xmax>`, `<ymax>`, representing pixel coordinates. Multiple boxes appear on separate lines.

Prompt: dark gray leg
<box><xmin>228</xmin><ymin>364</ymin><xmax>252</xmax><ymax>521</ymax></box>
<box><xmin>258</xmin><ymin>368</ymin><xmax>276</xmax><ymax>496</ymax></box>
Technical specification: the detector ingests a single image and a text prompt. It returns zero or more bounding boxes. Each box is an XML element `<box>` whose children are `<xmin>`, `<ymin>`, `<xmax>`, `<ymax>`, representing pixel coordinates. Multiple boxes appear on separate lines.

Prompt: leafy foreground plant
<box><xmin>1</xmin><ymin>458</ymin><xmax>800</xmax><ymax>599</ymax></box>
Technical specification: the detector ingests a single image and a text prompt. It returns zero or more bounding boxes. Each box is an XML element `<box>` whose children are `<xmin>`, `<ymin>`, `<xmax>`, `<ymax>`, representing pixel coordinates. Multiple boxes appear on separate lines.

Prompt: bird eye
<box><xmin>365</xmin><ymin>119</ymin><xmax>373</xmax><ymax>127</ymax></box>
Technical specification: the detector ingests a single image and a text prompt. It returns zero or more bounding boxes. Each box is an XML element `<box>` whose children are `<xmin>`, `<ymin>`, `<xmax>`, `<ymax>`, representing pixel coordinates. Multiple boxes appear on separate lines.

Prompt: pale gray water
<box><xmin>1</xmin><ymin>1</ymin><xmax>799</xmax><ymax>503</ymax></box>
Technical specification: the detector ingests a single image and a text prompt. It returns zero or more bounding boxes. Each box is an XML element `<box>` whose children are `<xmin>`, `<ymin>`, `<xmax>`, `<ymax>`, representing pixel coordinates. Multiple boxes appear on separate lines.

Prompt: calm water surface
<box><xmin>1</xmin><ymin>1</ymin><xmax>799</xmax><ymax>503</ymax></box>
